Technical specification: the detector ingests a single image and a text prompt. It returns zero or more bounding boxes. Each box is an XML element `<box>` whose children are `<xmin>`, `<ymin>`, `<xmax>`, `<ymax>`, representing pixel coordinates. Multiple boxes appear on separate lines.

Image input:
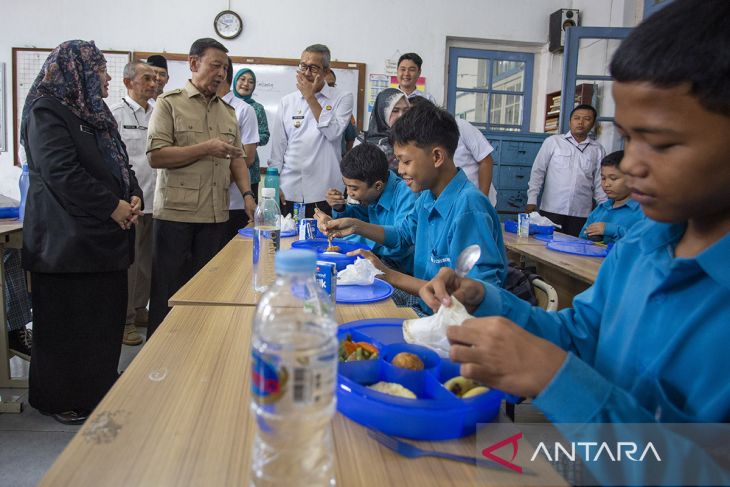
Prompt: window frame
<box><xmin>447</xmin><ymin>47</ymin><xmax>534</xmax><ymax>132</ymax></box>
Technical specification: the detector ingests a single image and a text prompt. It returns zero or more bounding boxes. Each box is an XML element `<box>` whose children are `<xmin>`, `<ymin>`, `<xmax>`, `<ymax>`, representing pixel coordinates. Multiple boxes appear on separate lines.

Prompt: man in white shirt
<box><xmin>526</xmin><ymin>104</ymin><xmax>607</xmax><ymax>236</ymax></box>
<box><xmin>269</xmin><ymin>44</ymin><xmax>354</xmax><ymax>217</ymax></box>
<box><xmin>397</xmin><ymin>52</ymin><xmax>438</xmax><ymax>105</ymax></box>
<box><xmin>110</xmin><ymin>61</ymin><xmax>158</xmax><ymax>345</ymax></box>
<box><xmin>218</xmin><ymin>57</ymin><xmax>260</xmax><ymax>238</ymax></box>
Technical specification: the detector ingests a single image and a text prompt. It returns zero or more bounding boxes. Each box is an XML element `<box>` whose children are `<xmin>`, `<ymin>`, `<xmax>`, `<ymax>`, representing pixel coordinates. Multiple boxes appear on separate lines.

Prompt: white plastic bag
<box><xmin>529</xmin><ymin>211</ymin><xmax>561</xmax><ymax>228</ymax></box>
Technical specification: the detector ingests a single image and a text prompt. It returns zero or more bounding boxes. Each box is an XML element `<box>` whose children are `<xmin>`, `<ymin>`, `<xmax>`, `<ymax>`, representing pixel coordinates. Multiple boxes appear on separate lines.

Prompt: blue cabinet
<box><xmin>484</xmin><ymin>131</ymin><xmax>549</xmax><ymax>222</ymax></box>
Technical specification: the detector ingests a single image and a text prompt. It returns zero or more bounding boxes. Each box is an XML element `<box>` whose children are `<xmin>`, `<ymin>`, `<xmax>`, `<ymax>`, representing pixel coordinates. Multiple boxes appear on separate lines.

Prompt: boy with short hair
<box><xmin>579</xmin><ymin>150</ymin><xmax>644</xmax><ymax>243</ymax></box>
<box><xmin>419</xmin><ymin>0</ymin><xmax>730</xmax><ymax>430</ymax></box>
<box><xmin>318</xmin><ymin>143</ymin><xmax>416</xmax><ymax>274</ymax></box>
<box><xmin>323</xmin><ymin>103</ymin><xmax>507</xmax><ymax>314</ymax></box>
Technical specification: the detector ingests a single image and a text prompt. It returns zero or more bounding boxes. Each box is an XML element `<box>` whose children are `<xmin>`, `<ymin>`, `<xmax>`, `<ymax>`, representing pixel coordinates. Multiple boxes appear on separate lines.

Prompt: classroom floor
<box><xmin>0</xmin><ymin>328</ymin><xmax>147</xmax><ymax>487</ymax></box>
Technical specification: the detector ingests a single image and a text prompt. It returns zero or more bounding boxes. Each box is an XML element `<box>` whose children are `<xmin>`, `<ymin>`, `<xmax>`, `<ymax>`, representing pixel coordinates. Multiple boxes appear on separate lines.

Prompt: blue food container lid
<box><xmin>546</xmin><ymin>240</ymin><xmax>608</xmax><ymax>257</ymax></box>
<box><xmin>291</xmin><ymin>238</ymin><xmax>370</xmax><ymax>271</ymax></box>
<box><xmin>237</xmin><ymin>227</ymin><xmax>297</xmax><ymax>238</ymax></box>
<box><xmin>0</xmin><ymin>207</ymin><xmax>20</xmax><ymax>219</ymax></box>
<box><xmin>337</xmin><ymin>319</ymin><xmax>503</xmax><ymax>440</ymax></box>
<box><xmin>504</xmin><ymin>220</ymin><xmax>554</xmax><ymax>235</ymax></box>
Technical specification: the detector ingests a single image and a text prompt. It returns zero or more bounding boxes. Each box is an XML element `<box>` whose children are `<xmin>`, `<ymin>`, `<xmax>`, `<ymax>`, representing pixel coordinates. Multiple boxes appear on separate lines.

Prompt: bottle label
<box><xmin>251</xmin><ymin>351</ymin><xmax>288</xmax><ymax>404</ymax></box>
<box><xmin>251</xmin><ymin>350</ymin><xmax>336</xmax><ymax>406</ymax></box>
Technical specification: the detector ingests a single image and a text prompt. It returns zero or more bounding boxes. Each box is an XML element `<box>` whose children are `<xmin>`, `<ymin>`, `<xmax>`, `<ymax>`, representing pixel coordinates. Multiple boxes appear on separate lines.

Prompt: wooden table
<box><xmin>502</xmin><ymin>229</ymin><xmax>603</xmax><ymax>309</ymax></box>
<box><xmin>39</xmin><ymin>304</ymin><xmax>565</xmax><ymax>487</ymax></box>
<box><xmin>0</xmin><ymin>219</ymin><xmax>27</xmax><ymax>413</ymax></box>
<box><xmin>170</xmin><ymin>235</ymin><xmax>403</xmax><ymax>316</ymax></box>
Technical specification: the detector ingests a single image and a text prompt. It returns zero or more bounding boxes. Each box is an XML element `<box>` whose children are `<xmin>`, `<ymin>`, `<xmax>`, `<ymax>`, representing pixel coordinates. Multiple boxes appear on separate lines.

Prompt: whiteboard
<box><xmin>142</xmin><ymin>55</ymin><xmax>361</xmax><ymax>168</ymax></box>
<box><xmin>12</xmin><ymin>48</ymin><xmax>130</xmax><ymax>163</ymax></box>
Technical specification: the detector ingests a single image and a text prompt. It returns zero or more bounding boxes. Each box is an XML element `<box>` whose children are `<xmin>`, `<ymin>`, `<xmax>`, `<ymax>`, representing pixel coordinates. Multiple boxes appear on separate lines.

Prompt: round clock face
<box><xmin>214</xmin><ymin>10</ymin><xmax>243</xmax><ymax>39</ymax></box>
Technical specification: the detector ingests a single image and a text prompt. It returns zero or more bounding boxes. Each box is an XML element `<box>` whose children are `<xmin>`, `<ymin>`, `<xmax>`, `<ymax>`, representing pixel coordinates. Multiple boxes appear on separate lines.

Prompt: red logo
<box><xmin>481</xmin><ymin>432</ymin><xmax>523</xmax><ymax>473</ymax></box>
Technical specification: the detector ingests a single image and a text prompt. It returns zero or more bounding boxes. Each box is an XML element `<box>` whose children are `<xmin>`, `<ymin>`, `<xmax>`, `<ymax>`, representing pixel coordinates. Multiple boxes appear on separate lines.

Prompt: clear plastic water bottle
<box><xmin>253</xmin><ymin>188</ymin><xmax>281</xmax><ymax>292</ymax></box>
<box><xmin>250</xmin><ymin>249</ymin><xmax>338</xmax><ymax>487</ymax></box>
<box><xmin>264</xmin><ymin>167</ymin><xmax>280</xmax><ymax>207</ymax></box>
<box><xmin>18</xmin><ymin>164</ymin><xmax>30</xmax><ymax>222</ymax></box>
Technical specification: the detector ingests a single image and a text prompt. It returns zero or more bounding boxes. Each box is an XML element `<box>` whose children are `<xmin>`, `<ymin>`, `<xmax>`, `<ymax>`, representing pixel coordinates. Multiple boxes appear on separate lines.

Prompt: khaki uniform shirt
<box><xmin>146</xmin><ymin>80</ymin><xmax>242</xmax><ymax>223</ymax></box>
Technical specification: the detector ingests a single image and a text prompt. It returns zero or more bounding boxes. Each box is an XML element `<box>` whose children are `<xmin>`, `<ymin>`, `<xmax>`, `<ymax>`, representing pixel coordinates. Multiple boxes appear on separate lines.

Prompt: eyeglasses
<box><xmin>298</xmin><ymin>63</ymin><xmax>323</xmax><ymax>75</ymax></box>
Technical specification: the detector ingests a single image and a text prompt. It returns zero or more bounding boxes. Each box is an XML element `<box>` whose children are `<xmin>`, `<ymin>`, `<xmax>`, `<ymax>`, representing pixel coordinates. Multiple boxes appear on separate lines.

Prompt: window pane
<box><xmin>594</xmin><ymin>121</ymin><xmax>623</xmax><ymax>153</ymax></box>
<box><xmin>491</xmin><ymin>61</ymin><xmax>525</xmax><ymax>92</ymax></box>
<box><xmin>577</xmin><ymin>39</ymin><xmax>622</xmax><ymax>77</ymax></box>
<box><xmin>456</xmin><ymin>58</ymin><xmax>489</xmax><ymax>89</ymax></box>
<box><xmin>489</xmin><ymin>94</ymin><xmax>523</xmax><ymax>127</ymax></box>
<box><xmin>455</xmin><ymin>91</ymin><xmax>488</xmax><ymax>124</ymax></box>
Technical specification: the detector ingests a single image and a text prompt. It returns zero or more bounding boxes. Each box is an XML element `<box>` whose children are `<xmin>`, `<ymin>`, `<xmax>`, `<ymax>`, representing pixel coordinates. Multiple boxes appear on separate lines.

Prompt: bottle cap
<box><xmin>275</xmin><ymin>249</ymin><xmax>317</xmax><ymax>274</ymax></box>
<box><xmin>261</xmin><ymin>187</ymin><xmax>275</xmax><ymax>198</ymax></box>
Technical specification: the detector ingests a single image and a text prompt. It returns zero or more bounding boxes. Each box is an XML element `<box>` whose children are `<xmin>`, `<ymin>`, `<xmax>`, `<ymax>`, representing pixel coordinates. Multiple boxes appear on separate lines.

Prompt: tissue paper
<box><xmin>403</xmin><ymin>298</ymin><xmax>474</xmax><ymax>357</ymax></box>
<box><xmin>337</xmin><ymin>258</ymin><xmax>384</xmax><ymax>286</ymax></box>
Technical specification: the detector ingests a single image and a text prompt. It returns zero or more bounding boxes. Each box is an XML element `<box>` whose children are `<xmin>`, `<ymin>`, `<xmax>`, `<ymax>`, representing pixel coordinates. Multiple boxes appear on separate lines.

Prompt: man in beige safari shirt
<box><xmin>145</xmin><ymin>37</ymin><xmax>256</xmax><ymax>337</ymax></box>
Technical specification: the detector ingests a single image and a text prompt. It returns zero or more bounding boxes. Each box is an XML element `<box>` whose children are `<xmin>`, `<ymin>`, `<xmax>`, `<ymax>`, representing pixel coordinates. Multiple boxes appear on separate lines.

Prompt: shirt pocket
<box><xmin>551</xmin><ymin>151</ymin><xmax>572</xmax><ymax>169</ymax></box>
<box><xmin>174</xmin><ymin>117</ymin><xmax>204</xmax><ymax>147</ymax></box>
<box><xmin>164</xmin><ymin>173</ymin><xmax>201</xmax><ymax>211</ymax></box>
<box><xmin>218</xmin><ymin>122</ymin><xmax>239</xmax><ymax>147</ymax></box>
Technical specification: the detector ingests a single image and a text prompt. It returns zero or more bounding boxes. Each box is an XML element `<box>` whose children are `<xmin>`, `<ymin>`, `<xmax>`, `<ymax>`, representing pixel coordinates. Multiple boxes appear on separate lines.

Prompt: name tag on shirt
<box><xmin>292</xmin><ymin>115</ymin><xmax>304</xmax><ymax>128</ymax></box>
<box><xmin>430</xmin><ymin>254</ymin><xmax>451</xmax><ymax>265</ymax></box>
<box><xmin>79</xmin><ymin>124</ymin><xmax>94</xmax><ymax>135</ymax></box>
<box><xmin>123</xmin><ymin>124</ymin><xmax>144</xmax><ymax>130</ymax></box>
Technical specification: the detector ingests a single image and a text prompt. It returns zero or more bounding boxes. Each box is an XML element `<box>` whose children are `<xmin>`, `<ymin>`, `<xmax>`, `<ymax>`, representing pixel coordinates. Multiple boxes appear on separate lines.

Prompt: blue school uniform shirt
<box><xmin>333</xmin><ymin>171</ymin><xmax>416</xmax><ymax>274</ymax></box>
<box><xmin>383</xmin><ymin>169</ymin><xmax>507</xmax><ymax>312</ymax></box>
<box><xmin>579</xmin><ymin>198</ymin><xmax>644</xmax><ymax>243</ymax></box>
<box><xmin>474</xmin><ymin>219</ymin><xmax>730</xmax><ymax>424</ymax></box>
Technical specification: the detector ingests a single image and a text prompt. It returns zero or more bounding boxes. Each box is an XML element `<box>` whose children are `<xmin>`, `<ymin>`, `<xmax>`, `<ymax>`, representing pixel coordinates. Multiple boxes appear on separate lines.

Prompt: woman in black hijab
<box><xmin>20</xmin><ymin>40</ymin><xmax>142</xmax><ymax>424</ymax></box>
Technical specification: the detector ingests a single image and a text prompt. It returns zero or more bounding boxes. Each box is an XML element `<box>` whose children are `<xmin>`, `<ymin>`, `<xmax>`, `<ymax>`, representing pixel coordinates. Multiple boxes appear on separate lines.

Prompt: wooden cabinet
<box><xmin>544</xmin><ymin>83</ymin><xmax>594</xmax><ymax>133</ymax></box>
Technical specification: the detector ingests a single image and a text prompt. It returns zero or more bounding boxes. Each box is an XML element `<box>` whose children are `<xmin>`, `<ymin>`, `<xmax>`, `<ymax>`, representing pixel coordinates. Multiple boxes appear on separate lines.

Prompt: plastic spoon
<box><xmin>455</xmin><ymin>244</ymin><xmax>481</xmax><ymax>278</ymax></box>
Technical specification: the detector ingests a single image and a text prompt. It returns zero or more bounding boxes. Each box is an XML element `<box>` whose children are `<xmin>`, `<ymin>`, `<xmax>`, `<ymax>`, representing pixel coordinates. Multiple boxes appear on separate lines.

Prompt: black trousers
<box><xmin>539</xmin><ymin>210</ymin><xmax>587</xmax><ymax>237</ymax></box>
<box><xmin>281</xmin><ymin>200</ymin><xmax>332</xmax><ymax>218</ymax></box>
<box><xmin>148</xmin><ymin>219</ymin><xmax>226</xmax><ymax>338</ymax></box>
<box><xmin>29</xmin><ymin>270</ymin><xmax>126</xmax><ymax>413</ymax></box>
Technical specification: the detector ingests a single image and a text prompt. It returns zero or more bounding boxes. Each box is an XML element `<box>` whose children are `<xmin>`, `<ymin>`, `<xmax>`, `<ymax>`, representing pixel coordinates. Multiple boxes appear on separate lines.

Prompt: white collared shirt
<box><xmin>268</xmin><ymin>84</ymin><xmax>354</xmax><ymax>203</ymax></box>
<box><xmin>222</xmin><ymin>91</ymin><xmax>260</xmax><ymax>210</ymax></box>
<box><xmin>111</xmin><ymin>96</ymin><xmax>155</xmax><ymax>213</ymax></box>
<box><xmin>400</xmin><ymin>87</ymin><xmax>437</xmax><ymax>105</ymax></box>
<box><xmin>454</xmin><ymin>118</ymin><xmax>497</xmax><ymax>206</ymax></box>
<box><xmin>527</xmin><ymin>131</ymin><xmax>607</xmax><ymax>217</ymax></box>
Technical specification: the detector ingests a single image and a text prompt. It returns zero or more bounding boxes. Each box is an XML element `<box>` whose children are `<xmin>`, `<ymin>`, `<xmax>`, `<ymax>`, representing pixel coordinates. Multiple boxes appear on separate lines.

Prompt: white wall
<box><xmin>0</xmin><ymin>0</ymin><xmax>641</xmax><ymax>197</ymax></box>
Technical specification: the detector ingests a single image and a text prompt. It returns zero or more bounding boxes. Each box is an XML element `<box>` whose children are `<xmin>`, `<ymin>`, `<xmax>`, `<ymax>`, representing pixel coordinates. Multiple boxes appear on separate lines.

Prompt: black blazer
<box><xmin>22</xmin><ymin>96</ymin><xmax>142</xmax><ymax>273</ymax></box>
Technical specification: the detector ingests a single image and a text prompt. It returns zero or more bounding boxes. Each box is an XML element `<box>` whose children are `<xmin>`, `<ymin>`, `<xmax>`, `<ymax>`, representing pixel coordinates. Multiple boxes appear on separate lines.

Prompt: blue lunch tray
<box><xmin>336</xmin><ymin>279</ymin><xmax>393</xmax><ymax>304</ymax></box>
<box><xmin>291</xmin><ymin>238</ymin><xmax>370</xmax><ymax>271</ymax></box>
<box><xmin>337</xmin><ymin>319</ymin><xmax>504</xmax><ymax>440</ymax></box>
<box><xmin>238</xmin><ymin>227</ymin><xmax>297</xmax><ymax>238</ymax></box>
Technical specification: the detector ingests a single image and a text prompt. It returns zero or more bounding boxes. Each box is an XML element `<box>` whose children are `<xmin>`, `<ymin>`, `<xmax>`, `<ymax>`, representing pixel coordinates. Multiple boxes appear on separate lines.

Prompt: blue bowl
<box><xmin>291</xmin><ymin>238</ymin><xmax>371</xmax><ymax>271</ymax></box>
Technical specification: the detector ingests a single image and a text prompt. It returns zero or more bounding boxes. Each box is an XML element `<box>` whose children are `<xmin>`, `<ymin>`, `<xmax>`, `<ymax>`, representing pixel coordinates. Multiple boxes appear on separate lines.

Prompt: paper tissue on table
<box><xmin>280</xmin><ymin>214</ymin><xmax>297</xmax><ymax>232</ymax></box>
<box><xmin>337</xmin><ymin>258</ymin><xmax>384</xmax><ymax>286</ymax></box>
<box><xmin>403</xmin><ymin>298</ymin><xmax>474</xmax><ymax>357</ymax></box>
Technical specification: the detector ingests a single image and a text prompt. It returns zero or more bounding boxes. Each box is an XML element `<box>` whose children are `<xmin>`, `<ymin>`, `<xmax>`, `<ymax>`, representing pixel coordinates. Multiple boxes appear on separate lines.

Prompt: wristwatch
<box><xmin>242</xmin><ymin>191</ymin><xmax>255</xmax><ymax>200</ymax></box>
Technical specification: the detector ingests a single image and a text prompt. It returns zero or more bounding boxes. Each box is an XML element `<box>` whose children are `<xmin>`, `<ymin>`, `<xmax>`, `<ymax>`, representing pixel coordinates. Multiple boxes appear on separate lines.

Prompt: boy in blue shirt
<box><xmin>421</xmin><ymin>0</ymin><xmax>729</xmax><ymax>424</ymax></box>
<box><xmin>579</xmin><ymin>150</ymin><xmax>644</xmax><ymax>243</ymax></box>
<box><xmin>419</xmin><ymin>2</ymin><xmax>730</xmax><ymax>481</ymax></box>
<box><xmin>315</xmin><ymin>143</ymin><xmax>416</xmax><ymax>274</ymax></box>
<box><xmin>323</xmin><ymin>102</ymin><xmax>507</xmax><ymax>314</ymax></box>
